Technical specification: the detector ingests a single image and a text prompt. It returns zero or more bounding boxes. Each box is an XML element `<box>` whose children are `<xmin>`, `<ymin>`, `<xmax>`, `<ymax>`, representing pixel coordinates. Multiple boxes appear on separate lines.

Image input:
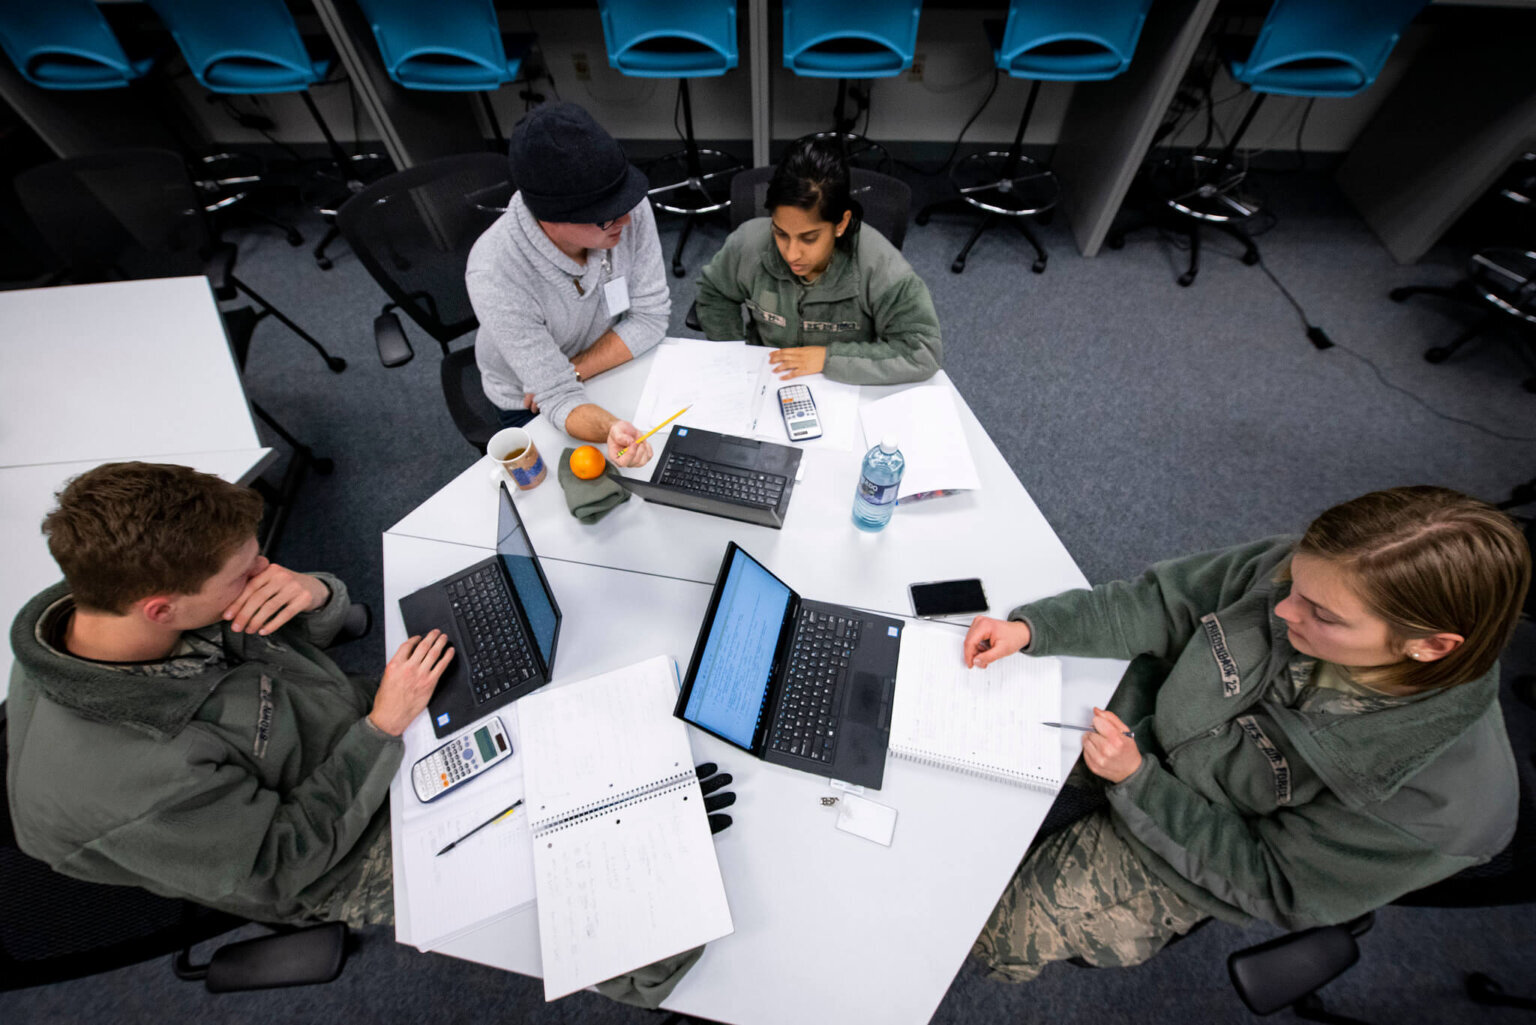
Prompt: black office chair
<box><xmin>12</xmin><ymin>148</ymin><xmax>341</xmax><ymax>556</ymax></box>
<box><xmin>1387</xmin><ymin>155</ymin><xmax>1536</xmax><ymax>393</ymax></box>
<box><xmin>682</xmin><ymin>165</ymin><xmax>912</xmax><ymax>332</ymax></box>
<box><xmin>1227</xmin><ymin>758</ymin><xmax>1536</xmax><ymax>1022</ymax></box>
<box><xmin>0</xmin><ymin>694</ymin><xmax>362</xmax><ymax>993</ymax></box>
<box><xmin>336</xmin><ymin>152</ymin><xmax>516</xmax><ymax>455</ymax></box>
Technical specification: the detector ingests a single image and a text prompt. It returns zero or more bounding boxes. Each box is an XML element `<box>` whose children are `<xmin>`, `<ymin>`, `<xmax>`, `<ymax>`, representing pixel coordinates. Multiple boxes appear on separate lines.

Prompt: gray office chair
<box><xmin>683</xmin><ymin>165</ymin><xmax>912</xmax><ymax>331</ymax></box>
<box><xmin>337</xmin><ymin>152</ymin><xmax>514</xmax><ymax>454</ymax></box>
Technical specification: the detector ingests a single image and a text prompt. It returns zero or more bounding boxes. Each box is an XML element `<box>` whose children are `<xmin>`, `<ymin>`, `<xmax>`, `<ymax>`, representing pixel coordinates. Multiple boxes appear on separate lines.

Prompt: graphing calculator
<box><xmin>411</xmin><ymin>716</ymin><xmax>512</xmax><ymax>803</ymax></box>
<box><xmin>777</xmin><ymin>384</ymin><xmax>823</xmax><ymax>442</ymax></box>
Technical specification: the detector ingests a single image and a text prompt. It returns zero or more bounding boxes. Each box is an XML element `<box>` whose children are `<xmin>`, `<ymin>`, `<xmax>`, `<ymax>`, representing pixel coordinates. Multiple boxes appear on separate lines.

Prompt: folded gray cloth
<box><xmin>557</xmin><ymin>447</ymin><xmax>630</xmax><ymax>524</ymax></box>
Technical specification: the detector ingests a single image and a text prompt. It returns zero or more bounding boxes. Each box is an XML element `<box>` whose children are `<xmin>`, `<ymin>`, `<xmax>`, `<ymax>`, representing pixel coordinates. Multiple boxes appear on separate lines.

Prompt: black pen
<box><xmin>436</xmin><ymin>799</ymin><xmax>523</xmax><ymax>856</ymax></box>
<box><xmin>1043</xmin><ymin>721</ymin><xmax>1135</xmax><ymax>739</ymax></box>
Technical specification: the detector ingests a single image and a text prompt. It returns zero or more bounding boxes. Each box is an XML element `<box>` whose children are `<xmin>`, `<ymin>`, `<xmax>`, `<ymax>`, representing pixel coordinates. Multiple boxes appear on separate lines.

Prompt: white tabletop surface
<box><xmin>388</xmin><ymin>360</ymin><xmax>1090</xmax><ymax>620</ymax></box>
<box><xmin>382</xmin><ymin>346</ymin><xmax>1127</xmax><ymax>1023</ymax></box>
<box><xmin>0</xmin><ymin>277</ymin><xmax>261</xmax><ymax>467</ymax></box>
<box><xmin>1</xmin><ymin>450</ymin><xmax>274</xmax><ymax>696</ymax></box>
<box><xmin>383</xmin><ymin>535</ymin><xmax>1119</xmax><ymax>1025</ymax></box>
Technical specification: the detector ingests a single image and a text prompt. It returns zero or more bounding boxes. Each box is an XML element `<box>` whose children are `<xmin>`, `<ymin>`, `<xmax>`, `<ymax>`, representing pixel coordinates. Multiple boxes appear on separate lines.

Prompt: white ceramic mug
<box><xmin>487</xmin><ymin>426</ymin><xmax>547</xmax><ymax>490</ymax></box>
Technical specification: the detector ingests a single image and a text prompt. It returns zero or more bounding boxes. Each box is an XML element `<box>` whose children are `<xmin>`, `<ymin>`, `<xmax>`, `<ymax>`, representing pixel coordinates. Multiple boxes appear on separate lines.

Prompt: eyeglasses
<box><xmin>596</xmin><ymin>218</ymin><xmax>618</xmax><ymax>230</ymax></box>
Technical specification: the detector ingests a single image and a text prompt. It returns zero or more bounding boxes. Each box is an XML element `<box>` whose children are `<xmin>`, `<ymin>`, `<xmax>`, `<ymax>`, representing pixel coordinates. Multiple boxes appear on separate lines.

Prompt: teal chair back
<box><xmin>0</xmin><ymin>0</ymin><xmax>151</xmax><ymax>90</ymax></box>
<box><xmin>597</xmin><ymin>0</ymin><xmax>737</xmax><ymax>78</ymax></box>
<box><xmin>1229</xmin><ymin>0</ymin><xmax>1430</xmax><ymax>97</ymax></box>
<box><xmin>354</xmin><ymin>0</ymin><xmax>519</xmax><ymax>90</ymax></box>
<box><xmin>144</xmin><ymin>0</ymin><xmax>326</xmax><ymax>95</ymax></box>
<box><xmin>995</xmin><ymin>0</ymin><xmax>1155</xmax><ymax>81</ymax></box>
<box><xmin>782</xmin><ymin>0</ymin><xmax>920</xmax><ymax>79</ymax></box>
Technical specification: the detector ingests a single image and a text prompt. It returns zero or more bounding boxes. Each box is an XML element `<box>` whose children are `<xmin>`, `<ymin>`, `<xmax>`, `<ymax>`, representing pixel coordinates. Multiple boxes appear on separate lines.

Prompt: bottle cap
<box><xmin>879</xmin><ymin>435</ymin><xmax>899</xmax><ymax>454</ymax></box>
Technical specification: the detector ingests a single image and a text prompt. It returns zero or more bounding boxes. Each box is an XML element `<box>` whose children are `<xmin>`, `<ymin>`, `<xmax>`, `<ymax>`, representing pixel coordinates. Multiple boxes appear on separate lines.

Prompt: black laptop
<box><xmin>616</xmin><ymin>425</ymin><xmax>802</xmax><ymax>529</ymax></box>
<box><xmin>674</xmin><ymin>543</ymin><xmax>903</xmax><ymax>790</ymax></box>
<box><xmin>400</xmin><ymin>482</ymin><xmax>561</xmax><ymax>738</ymax></box>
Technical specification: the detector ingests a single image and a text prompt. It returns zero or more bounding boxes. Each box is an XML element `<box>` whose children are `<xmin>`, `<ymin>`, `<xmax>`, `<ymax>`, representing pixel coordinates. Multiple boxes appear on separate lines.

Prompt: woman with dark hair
<box><xmin>694</xmin><ymin>137</ymin><xmax>942</xmax><ymax>384</ymax></box>
<box><xmin>963</xmin><ymin>486</ymin><xmax>1530</xmax><ymax>982</ymax></box>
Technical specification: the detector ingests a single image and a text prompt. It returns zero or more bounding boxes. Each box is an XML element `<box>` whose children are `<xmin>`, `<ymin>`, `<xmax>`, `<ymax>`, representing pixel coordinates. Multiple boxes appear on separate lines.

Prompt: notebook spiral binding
<box><xmin>531</xmin><ymin>769</ymin><xmax>697</xmax><ymax>834</ymax></box>
<box><xmin>888</xmin><ymin>744</ymin><xmax>1056</xmax><ymax>792</ymax></box>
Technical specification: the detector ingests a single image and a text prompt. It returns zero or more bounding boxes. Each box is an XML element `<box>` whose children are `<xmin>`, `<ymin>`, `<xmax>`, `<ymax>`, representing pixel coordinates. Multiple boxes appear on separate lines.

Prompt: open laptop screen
<box><xmin>683</xmin><ymin>547</ymin><xmax>792</xmax><ymax>748</ymax></box>
<box><xmin>497</xmin><ymin>485</ymin><xmax>559</xmax><ymax>666</ymax></box>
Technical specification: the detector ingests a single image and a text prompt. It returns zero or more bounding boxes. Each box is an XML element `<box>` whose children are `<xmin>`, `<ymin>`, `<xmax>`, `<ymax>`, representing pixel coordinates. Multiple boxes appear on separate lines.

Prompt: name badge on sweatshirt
<box><xmin>604</xmin><ymin>276</ymin><xmax>630</xmax><ymax>317</ymax></box>
<box><xmin>254</xmin><ymin>675</ymin><xmax>274</xmax><ymax>760</ymax></box>
<box><xmin>1201</xmin><ymin>613</ymin><xmax>1242</xmax><ymax>697</ymax></box>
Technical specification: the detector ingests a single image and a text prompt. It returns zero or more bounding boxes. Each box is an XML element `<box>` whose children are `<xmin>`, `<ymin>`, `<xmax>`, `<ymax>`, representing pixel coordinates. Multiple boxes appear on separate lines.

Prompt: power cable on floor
<box><xmin>1255</xmin><ymin>259</ymin><xmax>1536</xmax><ymax>443</ymax></box>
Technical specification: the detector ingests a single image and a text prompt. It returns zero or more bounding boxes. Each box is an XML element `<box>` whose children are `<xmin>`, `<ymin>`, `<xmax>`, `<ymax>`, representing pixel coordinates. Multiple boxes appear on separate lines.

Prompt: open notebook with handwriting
<box><xmin>517</xmin><ymin>654</ymin><xmax>733</xmax><ymax>1001</ymax></box>
<box><xmin>889</xmin><ymin>621</ymin><xmax>1064</xmax><ymax>792</ymax></box>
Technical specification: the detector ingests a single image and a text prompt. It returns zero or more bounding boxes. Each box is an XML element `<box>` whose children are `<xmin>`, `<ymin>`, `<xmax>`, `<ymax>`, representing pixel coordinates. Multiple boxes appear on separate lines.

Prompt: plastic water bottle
<box><xmin>852</xmin><ymin>436</ymin><xmax>904</xmax><ymax>532</ymax></box>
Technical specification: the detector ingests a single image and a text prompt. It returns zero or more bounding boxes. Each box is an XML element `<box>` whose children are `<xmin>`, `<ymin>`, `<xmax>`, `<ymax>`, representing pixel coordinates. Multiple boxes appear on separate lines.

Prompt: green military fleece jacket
<box><xmin>7</xmin><ymin>576</ymin><xmax>402</xmax><ymax>924</ymax></box>
<box><xmin>693</xmin><ymin>218</ymin><xmax>943</xmax><ymax>384</ymax></box>
<box><xmin>1011</xmin><ymin>538</ymin><xmax>1517</xmax><ymax>931</ymax></box>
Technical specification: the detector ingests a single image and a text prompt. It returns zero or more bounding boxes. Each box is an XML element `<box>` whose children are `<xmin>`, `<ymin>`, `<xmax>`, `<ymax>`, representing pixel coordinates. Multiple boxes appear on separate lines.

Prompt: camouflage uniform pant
<box><xmin>321</xmin><ymin>826</ymin><xmax>396</xmax><ymax>929</ymax></box>
<box><xmin>973</xmin><ymin>807</ymin><xmax>1209</xmax><ymax>983</ymax></box>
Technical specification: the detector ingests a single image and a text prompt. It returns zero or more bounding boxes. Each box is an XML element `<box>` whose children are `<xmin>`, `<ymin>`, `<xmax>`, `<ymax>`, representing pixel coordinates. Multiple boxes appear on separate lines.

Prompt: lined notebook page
<box><xmin>532</xmin><ymin>780</ymin><xmax>730</xmax><ymax>1001</ymax></box>
<box><xmin>889</xmin><ymin>621</ymin><xmax>1063</xmax><ymax>790</ymax></box>
<box><xmin>520</xmin><ymin>655</ymin><xmax>695</xmax><ymax>831</ymax></box>
<box><xmin>518</xmin><ymin>655</ymin><xmax>733</xmax><ymax>1001</ymax></box>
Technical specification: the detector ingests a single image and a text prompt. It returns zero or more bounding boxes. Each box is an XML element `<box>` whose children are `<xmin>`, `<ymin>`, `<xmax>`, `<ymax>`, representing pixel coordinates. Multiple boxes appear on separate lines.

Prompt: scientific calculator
<box><xmin>777</xmin><ymin>384</ymin><xmax>822</xmax><ymax>441</ymax></box>
<box><xmin>411</xmin><ymin>716</ymin><xmax>512</xmax><ymax>803</ymax></box>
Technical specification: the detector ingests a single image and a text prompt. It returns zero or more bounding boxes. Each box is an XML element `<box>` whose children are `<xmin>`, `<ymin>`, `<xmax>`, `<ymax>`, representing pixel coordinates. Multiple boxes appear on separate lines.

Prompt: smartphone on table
<box><xmin>909</xmin><ymin>578</ymin><xmax>988</xmax><ymax>619</ymax></box>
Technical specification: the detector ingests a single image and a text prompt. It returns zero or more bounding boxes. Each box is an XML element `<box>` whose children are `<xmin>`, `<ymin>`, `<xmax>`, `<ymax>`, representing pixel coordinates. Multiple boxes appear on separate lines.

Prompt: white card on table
<box><xmin>835</xmin><ymin>793</ymin><xmax>898</xmax><ymax>846</ymax></box>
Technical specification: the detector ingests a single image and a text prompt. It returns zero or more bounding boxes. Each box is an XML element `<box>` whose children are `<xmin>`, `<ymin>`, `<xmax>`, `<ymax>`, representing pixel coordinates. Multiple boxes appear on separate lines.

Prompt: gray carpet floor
<box><xmin>4</xmin><ymin>164</ymin><xmax>1535</xmax><ymax>1024</ymax></box>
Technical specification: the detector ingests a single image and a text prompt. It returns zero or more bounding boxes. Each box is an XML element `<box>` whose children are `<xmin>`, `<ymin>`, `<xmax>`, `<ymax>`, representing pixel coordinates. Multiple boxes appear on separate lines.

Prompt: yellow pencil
<box><xmin>619</xmin><ymin>404</ymin><xmax>692</xmax><ymax>456</ymax></box>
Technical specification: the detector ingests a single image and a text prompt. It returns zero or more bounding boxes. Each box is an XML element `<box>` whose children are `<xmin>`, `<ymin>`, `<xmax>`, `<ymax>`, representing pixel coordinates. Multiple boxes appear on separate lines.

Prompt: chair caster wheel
<box><xmin>1389</xmin><ymin>287</ymin><xmax>1412</xmax><ymax>302</ymax></box>
<box><xmin>1242</xmin><ymin>252</ymin><xmax>1260</xmax><ymax>266</ymax></box>
<box><xmin>915</xmin><ymin>212</ymin><xmax>931</xmax><ymax>226</ymax></box>
<box><xmin>326</xmin><ymin>357</ymin><xmax>347</xmax><ymax>373</ymax></box>
<box><xmin>1424</xmin><ymin>347</ymin><xmax>1449</xmax><ymax>364</ymax></box>
<box><xmin>1177</xmin><ymin>272</ymin><xmax>1195</xmax><ymax>287</ymax></box>
<box><xmin>672</xmin><ymin>263</ymin><xmax>686</xmax><ymax>279</ymax></box>
<box><xmin>286</xmin><ymin>231</ymin><xmax>304</xmax><ymax>247</ymax></box>
<box><xmin>1032</xmin><ymin>259</ymin><xmax>1047</xmax><ymax>274</ymax></box>
<box><xmin>950</xmin><ymin>259</ymin><xmax>966</xmax><ymax>274</ymax></box>
<box><xmin>312</xmin><ymin>457</ymin><xmax>335</xmax><ymax>474</ymax></box>
<box><xmin>1524</xmin><ymin>377</ymin><xmax>1536</xmax><ymax>394</ymax></box>
<box><xmin>1107</xmin><ymin>234</ymin><xmax>1125</xmax><ymax>250</ymax></box>
<box><xmin>316</xmin><ymin>257</ymin><xmax>333</xmax><ymax>271</ymax></box>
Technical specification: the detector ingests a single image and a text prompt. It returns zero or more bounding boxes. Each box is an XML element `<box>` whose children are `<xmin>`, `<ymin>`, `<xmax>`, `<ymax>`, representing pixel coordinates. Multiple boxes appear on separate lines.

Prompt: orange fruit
<box><xmin>570</xmin><ymin>445</ymin><xmax>606</xmax><ymax>480</ymax></box>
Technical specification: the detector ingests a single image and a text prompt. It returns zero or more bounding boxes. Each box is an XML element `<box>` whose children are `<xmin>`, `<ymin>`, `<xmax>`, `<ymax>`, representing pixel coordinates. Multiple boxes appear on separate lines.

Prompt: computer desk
<box><xmin>0</xmin><ymin>278</ymin><xmax>272</xmax><ymax>694</ymax></box>
<box><xmin>382</xmin><ymin>352</ymin><xmax>1127</xmax><ymax>1024</ymax></box>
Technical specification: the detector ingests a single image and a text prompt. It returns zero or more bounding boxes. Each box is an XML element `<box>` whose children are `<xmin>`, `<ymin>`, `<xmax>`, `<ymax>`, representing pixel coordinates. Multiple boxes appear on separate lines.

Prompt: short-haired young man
<box><xmin>468</xmin><ymin>101</ymin><xmax>670</xmax><ymax>468</ymax></box>
<box><xmin>6</xmin><ymin>462</ymin><xmax>454</xmax><ymax>927</ymax></box>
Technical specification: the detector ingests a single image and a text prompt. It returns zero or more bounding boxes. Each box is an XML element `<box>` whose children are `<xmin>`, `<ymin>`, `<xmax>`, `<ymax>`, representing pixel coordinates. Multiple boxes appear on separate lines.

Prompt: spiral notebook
<box><xmin>518</xmin><ymin>655</ymin><xmax>733</xmax><ymax>1001</ymax></box>
<box><xmin>889</xmin><ymin>621</ymin><xmax>1064</xmax><ymax>791</ymax></box>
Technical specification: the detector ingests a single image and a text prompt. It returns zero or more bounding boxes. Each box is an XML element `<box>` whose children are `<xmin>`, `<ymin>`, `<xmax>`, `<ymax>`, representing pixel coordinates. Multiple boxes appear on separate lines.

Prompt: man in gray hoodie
<box><xmin>468</xmin><ymin>102</ymin><xmax>670</xmax><ymax>468</ymax></box>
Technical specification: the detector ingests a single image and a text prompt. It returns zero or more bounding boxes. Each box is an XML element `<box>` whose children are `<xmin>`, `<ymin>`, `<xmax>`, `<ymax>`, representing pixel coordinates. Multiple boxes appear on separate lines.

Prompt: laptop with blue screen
<box><xmin>675</xmin><ymin>542</ymin><xmax>903</xmax><ymax>790</ymax></box>
<box><xmin>400</xmin><ymin>481</ymin><xmax>562</xmax><ymax>738</ymax></box>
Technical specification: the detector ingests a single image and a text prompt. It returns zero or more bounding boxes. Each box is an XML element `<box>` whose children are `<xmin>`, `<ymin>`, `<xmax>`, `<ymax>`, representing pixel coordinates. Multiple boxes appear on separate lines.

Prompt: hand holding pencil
<box><xmin>605</xmin><ymin>419</ymin><xmax>655</xmax><ymax>468</ymax></box>
<box><xmin>617</xmin><ymin>403</ymin><xmax>692</xmax><ymax>459</ymax></box>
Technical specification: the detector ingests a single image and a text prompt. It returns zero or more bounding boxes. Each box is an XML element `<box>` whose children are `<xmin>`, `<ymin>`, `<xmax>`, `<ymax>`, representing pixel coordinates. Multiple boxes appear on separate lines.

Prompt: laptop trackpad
<box><xmin>847</xmin><ymin>673</ymin><xmax>888</xmax><ymax>727</ymax></box>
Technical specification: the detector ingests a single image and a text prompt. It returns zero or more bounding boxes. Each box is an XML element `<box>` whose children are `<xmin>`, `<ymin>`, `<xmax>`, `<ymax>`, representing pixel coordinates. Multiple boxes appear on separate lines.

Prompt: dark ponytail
<box><xmin>764</xmin><ymin>137</ymin><xmax>863</xmax><ymax>252</ymax></box>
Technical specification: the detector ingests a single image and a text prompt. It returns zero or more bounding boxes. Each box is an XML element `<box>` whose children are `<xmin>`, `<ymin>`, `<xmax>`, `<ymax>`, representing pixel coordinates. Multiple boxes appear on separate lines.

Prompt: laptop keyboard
<box><xmin>447</xmin><ymin>566</ymin><xmax>537</xmax><ymax>705</ymax></box>
<box><xmin>769</xmin><ymin>610</ymin><xmax>861</xmax><ymax>763</ymax></box>
<box><xmin>658</xmin><ymin>453</ymin><xmax>787</xmax><ymax>509</ymax></box>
